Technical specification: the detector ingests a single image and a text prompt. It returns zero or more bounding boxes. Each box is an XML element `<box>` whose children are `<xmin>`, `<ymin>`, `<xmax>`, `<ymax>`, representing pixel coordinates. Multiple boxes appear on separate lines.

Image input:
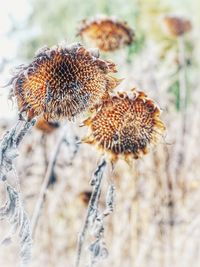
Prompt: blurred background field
<box><xmin>0</xmin><ymin>0</ymin><xmax>200</xmax><ymax>266</ymax></box>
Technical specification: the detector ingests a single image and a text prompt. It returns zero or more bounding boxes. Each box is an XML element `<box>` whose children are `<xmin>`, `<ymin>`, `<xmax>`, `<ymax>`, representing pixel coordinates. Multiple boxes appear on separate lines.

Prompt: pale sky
<box><xmin>0</xmin><ymin>0</ymin><xmax>31</xmax><ymax>118</ymax></box>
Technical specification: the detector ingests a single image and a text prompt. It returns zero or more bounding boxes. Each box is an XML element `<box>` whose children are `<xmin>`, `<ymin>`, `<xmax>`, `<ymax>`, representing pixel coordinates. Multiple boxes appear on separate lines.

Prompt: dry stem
<box><xmin>31</xmin><ymin>125</ymin><xmax>68</xmax><ymax>237</ymax></box>
<box><xmin>76</xmin><ymin>157</ymin><xmax>107</xmax><ymax>267</ymax></box>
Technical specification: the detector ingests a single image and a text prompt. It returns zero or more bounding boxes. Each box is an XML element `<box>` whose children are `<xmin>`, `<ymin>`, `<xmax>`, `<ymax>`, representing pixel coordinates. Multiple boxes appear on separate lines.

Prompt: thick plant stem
<box><xmin>76</xmin><ymin>157</ymin><xmax>107</xmax><ymax>267</ymax></box>
<box><xmin>0</xmin><ymin>118</ymin><xmax>35</xmax><ymax>266</ymax></box>
<box><xmin>0</xmin><ymin>119</ymin><xmax>36</xmax><ymax>181</ymax></box>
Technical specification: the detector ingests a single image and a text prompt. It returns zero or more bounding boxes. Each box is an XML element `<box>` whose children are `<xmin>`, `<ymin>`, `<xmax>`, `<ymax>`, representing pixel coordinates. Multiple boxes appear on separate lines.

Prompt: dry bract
<box><xmin>83</xmin><ymin>90</ymin><xmax>165</xmax><ymax>161</ymax></box>
<box><xmin>78</xmin><ymin>191</ymin><xmax>92</xmax><ymax>206</ymax></box>
<box><xmin>10</xmin><ymin>43</ymin><xmax>120</xmax><ymax>120</ymax></box>
<box><xmin>163</xmin><ymin>16</ymin><xmax>192</xmax><ymax>37</ymax></box>
<box><xmin>35</xmin><ymin>117</ymin><xmax>60</xmax><ymax>134</ymax></box>
<box><xmin>78</xmin><ymin>16</ymin><xmax>134</xmax><ymax>52</ymax></box>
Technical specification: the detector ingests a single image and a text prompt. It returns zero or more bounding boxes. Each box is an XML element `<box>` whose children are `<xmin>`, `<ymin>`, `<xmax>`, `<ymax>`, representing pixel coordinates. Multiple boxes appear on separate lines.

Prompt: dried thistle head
<box><xmin>78</xmin><ymin>16</ymin><xmax>134</xmax><ymax>52</ymax></box>
<box><xmin>35</xmin><ymin>117</ymin><xmax>60</xmax><ymax>134</ymax></box>
<box><xmin>10</xmin><ymin>43</ymin><xmax>120</xmax><ymax>120</ymax></box>
<box><xmin>83</xmin><ymin>90</ymin><xmax>165</xmax><ymax>161</ymax></box>
<box><xmin>163</xmin><ymin>16</ymin><xmax>192</xmax><ymax>37</ymax></box>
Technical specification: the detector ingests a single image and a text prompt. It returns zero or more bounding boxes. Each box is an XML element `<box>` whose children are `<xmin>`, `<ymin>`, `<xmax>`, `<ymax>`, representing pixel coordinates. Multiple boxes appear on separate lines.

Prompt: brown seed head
<box><xmin>83</xmin><ymin>90</ymin><xmax>165</xmax><ymax>161</ymax></box>
<box><xmin>35</xmin><ymin>117</ymin><xmax>60</xmax><ymax>134</ymax></box>
<box><xmin>78</xmin><ymin>16</ymin><xmax>135</xmax><ymax>52</ymax></box>
<box><xmin>163</xmin><ymin>16</ymin><xmax>192</xmax><ymax>37</ymax></box>
<box><xmin>10</xmin><ymin>43</ymin><xmax>120</xmax><ymax>120</ymax></box>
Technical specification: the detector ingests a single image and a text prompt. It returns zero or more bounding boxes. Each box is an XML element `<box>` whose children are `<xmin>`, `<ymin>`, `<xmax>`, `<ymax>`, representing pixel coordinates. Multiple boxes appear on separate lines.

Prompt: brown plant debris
<box><xmin>78</xmin><ymin>190</ymin><xmax>92</xmax><ymax>206</ymax></box>
<box><xmin>163</xmin><ymin>16</ymin><xmax>192</xmax><ymax>37</ymax></box>
<box><xmin>35</xmin><ymin>117</ymin><xmax>60</xmax><ymax>134</ymax></box>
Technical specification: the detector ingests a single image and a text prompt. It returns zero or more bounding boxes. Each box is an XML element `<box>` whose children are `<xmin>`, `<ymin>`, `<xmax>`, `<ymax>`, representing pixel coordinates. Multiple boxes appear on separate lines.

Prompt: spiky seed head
<box><xmin>35</xmin><ymin>117</ymin><xmax>60</xmax><ymax>134</ymax></box>
<box><xmin>78</xmin><ymin>16</ymin><xmax>135</xmax><ymax>52</ymax></box>
<box><xmin>10</xmin><ymin>43</ymin><xmax>120</xmax><ymax>120</ymax></box>
<box><xmin>83</xmin><ymin>90</ymin><xmax>165</xmax><ymax>161</ymax></box>
<box><xmin>163</xmin><ymin>16</ymin><xmax>192</xmax><ymax>37</ymax></box>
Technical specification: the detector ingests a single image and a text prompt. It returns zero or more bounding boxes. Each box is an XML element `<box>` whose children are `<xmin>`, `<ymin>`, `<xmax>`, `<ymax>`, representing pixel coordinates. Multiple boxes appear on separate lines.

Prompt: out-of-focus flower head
<box><xmin>35</xmin><ymin>117</ymin><xmax>60</xmax><ymax>134</ymax></box>
<box><xmin>78</xmin><ymin>15</ymin><xmax>135</xmax><ymax>52</ymax></box>
<box><xmin>10</xmin><ymin>43</ymin><xmax>121</xmax><ymax>120</ymax></box>
<box><xmin>163</xmin><ymin>16</ymin><xmax>192</xmax><ymax>37</ymax></box>
<box><xmin>83</xmin><ymin>90</ymin><xmax>165</xmax><ymax>161</ymax></box>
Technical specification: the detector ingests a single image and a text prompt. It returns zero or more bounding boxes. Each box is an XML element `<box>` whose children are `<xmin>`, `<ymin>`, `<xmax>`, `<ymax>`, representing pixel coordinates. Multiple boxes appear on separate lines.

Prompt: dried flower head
<box><xmin>78</xmin><ymin>16</ymin><xmax>134</xmax><ymax>52</ymax></box>
<box><xmin>35</xmin><ymin>117</ymin><xmax>60</xmax><ymax>134</ymax></box>
<box><xmin>83</xmin><ymin>90</ymin><xmax>165</xmax><ymax>161</ymax></box>
<box><xmin>10</xmin><ymin>43</ymin><xmax>120</xmax><ymax>120</ymax></box>
<box><xmin>163</xmin><ymin>16</ymin><xmax>192</xmax><ymax>37</ymax></box>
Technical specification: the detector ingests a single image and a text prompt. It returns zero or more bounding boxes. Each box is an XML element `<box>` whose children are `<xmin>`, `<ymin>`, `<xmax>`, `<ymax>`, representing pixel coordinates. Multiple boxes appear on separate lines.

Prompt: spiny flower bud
<box><xmin>78</xmin><ymin>16</ymin><xmax>134</xmax><ymax>52</ymax></box>
<box><xmin>10</xmin><ymin>43</ymin><xmax>121</xmax><ymax>120</ymax></box>
<box><xmin>163</xmin><ymin>16</ymin><xmax>192</xmax><ymax>37</ymax></box>
<box><xmin>83</xmin><ymin>90</ymin><xmax>165</xmax><ymax>161</ymax></box>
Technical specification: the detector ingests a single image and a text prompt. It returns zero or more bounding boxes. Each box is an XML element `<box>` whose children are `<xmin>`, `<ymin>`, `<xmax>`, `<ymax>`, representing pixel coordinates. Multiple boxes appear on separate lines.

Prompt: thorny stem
<box><xmin>76</xmin><ymin>157</ymin><xmax>107</xmax><ymax>267</ymax></box>
<box><xmin>31</xmin><ymin>125</ymin><xmax>67</xmax><ymax>237</ymax></box>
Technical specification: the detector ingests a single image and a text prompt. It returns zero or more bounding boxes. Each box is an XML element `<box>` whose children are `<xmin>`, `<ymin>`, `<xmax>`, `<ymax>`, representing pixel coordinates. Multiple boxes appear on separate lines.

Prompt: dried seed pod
<box><xmin>163</xmin><ymin>16</ymin><xmax>192</xmax><ymax>37</ymax></box>
<box><xmin>35</xmin><ymin>117</ymin><xmax>60</xmax><ymax>134</ymax></box>
<box><xmin>83</xmin><ymin>90</ymin><xmax>165</xmax><ymax>161</ymax></box>
<box><xmin>78</xmin><ymin>16</ymin><xmax>134</xmax><ymax>52</ymax></box>
<box><xmin>10</xmin><ymin>43</ymin><xmax>121</xmax><ymax>120</ymax></box>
